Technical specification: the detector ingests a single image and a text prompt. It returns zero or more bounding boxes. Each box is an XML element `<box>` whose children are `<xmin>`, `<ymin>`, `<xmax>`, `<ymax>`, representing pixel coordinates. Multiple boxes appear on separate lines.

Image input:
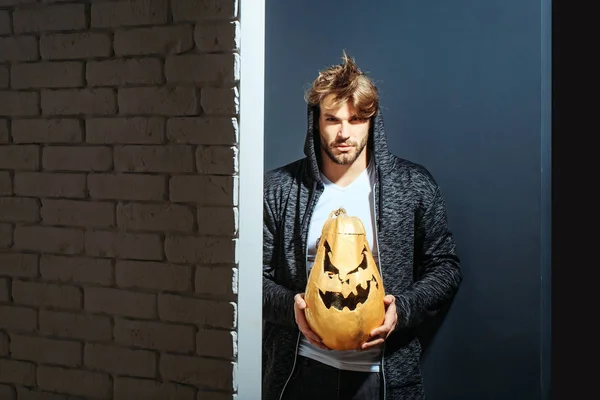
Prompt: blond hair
<box><xmin>305</xmin><ymin>51</ymin><xmax>379</xmax><ymax>119</ymax></box>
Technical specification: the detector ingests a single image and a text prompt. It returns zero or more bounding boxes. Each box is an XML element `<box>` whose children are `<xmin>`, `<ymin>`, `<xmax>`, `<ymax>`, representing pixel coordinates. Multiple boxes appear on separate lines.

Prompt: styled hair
<box><xmin>305</xmin><ymin>51</ymin><xmax>379</xmax><ymax>119</ymax></box>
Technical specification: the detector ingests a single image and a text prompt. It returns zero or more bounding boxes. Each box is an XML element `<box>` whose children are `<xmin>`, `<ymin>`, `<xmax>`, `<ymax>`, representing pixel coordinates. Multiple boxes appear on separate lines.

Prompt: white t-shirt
<box><xmin>298</xmin><ymin>158</ymin><xmax>382</xmax><ymax>372</ymax></box>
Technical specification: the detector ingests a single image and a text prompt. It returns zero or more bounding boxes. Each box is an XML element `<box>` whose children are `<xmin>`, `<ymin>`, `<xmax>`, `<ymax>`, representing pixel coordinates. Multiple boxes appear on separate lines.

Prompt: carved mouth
<box><xmin>319</xmin><ymin>275</ymin><xmax>379</xmax><ymax>311</ymax></box>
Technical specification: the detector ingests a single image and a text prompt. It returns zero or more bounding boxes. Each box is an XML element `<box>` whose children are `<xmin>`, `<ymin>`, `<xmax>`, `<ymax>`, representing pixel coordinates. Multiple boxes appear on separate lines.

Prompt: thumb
<box><xmin>295</xmin><ymin>293</ymin><xmax>307</xmax><ymax>309</ymax></box>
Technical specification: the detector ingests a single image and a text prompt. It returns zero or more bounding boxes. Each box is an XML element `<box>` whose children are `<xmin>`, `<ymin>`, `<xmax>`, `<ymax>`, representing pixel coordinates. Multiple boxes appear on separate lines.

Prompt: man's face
<box><xmin>319</xmin><ymin>94</ymin><xmax>370</xmax><ymax>166</ymax></box>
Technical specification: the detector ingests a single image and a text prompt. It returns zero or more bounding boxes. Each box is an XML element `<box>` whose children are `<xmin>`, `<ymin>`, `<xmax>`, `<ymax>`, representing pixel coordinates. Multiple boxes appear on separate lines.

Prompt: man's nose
<box><xmin>337</xmin><ymin>121</ymin><xmax>350</xmax><ymax>138</ymax></box>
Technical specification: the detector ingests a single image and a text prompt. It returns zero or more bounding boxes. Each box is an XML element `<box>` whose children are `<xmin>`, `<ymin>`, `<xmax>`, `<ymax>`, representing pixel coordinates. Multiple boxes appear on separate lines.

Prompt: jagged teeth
<box><xmin>342</xmin><ymin>284</ymin><xmax>352</xmax><ymax>297</ymax></box>
<box><xmin>360</xmin><ymin>280</ymin><xmax>368</xmax><ymax>290</ymax></box>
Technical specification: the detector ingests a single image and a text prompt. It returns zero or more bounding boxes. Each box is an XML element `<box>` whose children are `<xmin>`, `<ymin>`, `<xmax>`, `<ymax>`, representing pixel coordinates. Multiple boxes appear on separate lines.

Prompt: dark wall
<box><xmin>264</xmin><ymin>1</ymin><xmax>551</xmax><ymax>399</ymax></box>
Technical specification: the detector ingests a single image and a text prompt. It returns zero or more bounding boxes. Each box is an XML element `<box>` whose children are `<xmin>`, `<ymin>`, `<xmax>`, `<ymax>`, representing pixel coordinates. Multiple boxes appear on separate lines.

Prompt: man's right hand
<box><xmin>294</xmin><ymin>293</ymin><xmax>329</xmax><ymax>350</ymax></box>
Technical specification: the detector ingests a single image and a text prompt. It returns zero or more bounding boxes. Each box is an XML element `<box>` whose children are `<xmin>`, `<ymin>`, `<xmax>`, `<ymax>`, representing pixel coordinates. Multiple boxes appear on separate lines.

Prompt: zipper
<box><xmin>279</xmin><ymin>180</ymin><xmax>321</xmax><ymax>400</ymax></box>
<box><xmin>373</xmin><ymin>168</ymin><xmax>387</xmax><ymax>400</ymax></box>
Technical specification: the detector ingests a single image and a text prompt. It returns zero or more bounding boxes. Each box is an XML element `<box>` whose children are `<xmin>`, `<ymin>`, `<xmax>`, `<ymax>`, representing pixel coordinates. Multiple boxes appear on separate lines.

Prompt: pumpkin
<box><xmin>304</xmin><ymin>207</ymin><xmax>385</xmax><ymax>351</ymax></box>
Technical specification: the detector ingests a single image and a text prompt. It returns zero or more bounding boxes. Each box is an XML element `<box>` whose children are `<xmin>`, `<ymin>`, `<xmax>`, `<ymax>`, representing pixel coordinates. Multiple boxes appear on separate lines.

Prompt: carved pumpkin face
<box><xmin>304</xmin><ymin>208</ymin><xmax>385</xmax><ymax>351</ymax></box>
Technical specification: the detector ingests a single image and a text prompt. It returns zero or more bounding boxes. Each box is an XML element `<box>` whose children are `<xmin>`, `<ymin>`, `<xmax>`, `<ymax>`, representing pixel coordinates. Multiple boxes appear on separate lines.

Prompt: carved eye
<box><xmin>346</xmin><ymin>247</ymin><xmax>369</xmax><ymax>275</ymax></box>
<box><xmin>323</xmin><ymin>241</ymin><xmax>339</xmax><ymax>275</ymax></box>
<box><xmin>358</xmin><ymin>246</ymin><xmax>369</xmax><ymax>270</ymax></box>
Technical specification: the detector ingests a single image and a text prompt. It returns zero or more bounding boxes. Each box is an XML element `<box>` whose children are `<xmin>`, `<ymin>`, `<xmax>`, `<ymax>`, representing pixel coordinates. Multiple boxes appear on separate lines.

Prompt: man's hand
<box><xmin>294</xmin><ymin>293</ymin><xmax>329</xmax><ymax>350</ymax></box>
<box><xmin>361</xmin><ymin>295</ymin><xmax>398</xmax><ymax>350</ymax></box>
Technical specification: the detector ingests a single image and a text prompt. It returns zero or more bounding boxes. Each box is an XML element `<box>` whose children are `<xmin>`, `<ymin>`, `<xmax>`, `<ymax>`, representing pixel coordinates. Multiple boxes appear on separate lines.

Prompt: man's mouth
<box><xmin>334</xmin><ymin>144</ymin><xmax>353</xmax><ymax>150</ymax></box>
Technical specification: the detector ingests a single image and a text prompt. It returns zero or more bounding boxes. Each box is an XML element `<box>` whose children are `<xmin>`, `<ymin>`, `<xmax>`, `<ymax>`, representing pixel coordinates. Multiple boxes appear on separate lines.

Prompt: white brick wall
<box><xmin>0</xmin><ymin>0</ymin><xmax>242</xmax><ymax>398</ymax></box>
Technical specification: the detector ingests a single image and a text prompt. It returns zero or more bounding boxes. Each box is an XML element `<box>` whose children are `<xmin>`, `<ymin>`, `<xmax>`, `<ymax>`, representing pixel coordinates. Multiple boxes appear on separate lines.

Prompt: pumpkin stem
<box><xmin>329</xmin><ymin>207</ymin><xmax>347</xmax><ymax>219</ymax></box>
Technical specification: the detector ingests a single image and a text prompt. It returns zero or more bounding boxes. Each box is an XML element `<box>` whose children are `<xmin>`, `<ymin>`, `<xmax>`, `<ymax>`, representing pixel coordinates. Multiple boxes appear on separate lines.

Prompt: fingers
<box><xmin>372</xmin><ymin>309</ymin><xmax>397</xmax><ymax>336</ymax></box>
<box><xmin>364</xmin><ymin>324</ymin><xmax>393</xmax><ymax>350</ymax></box>
<box><xmin>361</xmin><ymin>337</ymin><xmax>384</xmax><ymax>350</ymax></box>
<box><xmin>369</xmin><ymin>325</ymin><xmax>394</xmax><ymax>342</ymax></box>
<box><xmin>364</xmin><ymin>295</ymin><xmax>398</xmax><ymax>348</ymax></box>
<box><xmin>369</xmin><ymin>325</ymin><xmax>390</xmax><ymax>339</ymax></box>
<box><xmin>307</xmin><ymin>336</ymin><xmax>329</xmax><ymax>350</ymax></box>
<box><xmin>296</xmin><ymin>315</ymin><xmax>321</xmax><ymax>344</ymax></box>
<box><xmin>293</xmin><ymin>293</ymin><xmax>329</xmax><ymax>350</ymax></box>
<box><xmin>302</xmin><ymin>328</ymin><xmax>324</xmax><ymax>347</ymax></box>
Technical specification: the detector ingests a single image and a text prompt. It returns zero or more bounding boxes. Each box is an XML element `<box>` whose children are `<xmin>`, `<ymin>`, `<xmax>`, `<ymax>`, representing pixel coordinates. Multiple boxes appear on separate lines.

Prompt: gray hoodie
<box><xmin>262</xmin><ymin>104</ymin><xmax>462</xmax><ymax>399</ymax></box>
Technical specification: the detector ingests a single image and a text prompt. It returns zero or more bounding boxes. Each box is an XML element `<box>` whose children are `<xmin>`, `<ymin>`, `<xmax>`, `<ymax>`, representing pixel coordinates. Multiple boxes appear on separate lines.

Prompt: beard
<box><xmin>321</xmin><ymin>135</ymin><xmax>369</xmax><ymax>165</ymax></box>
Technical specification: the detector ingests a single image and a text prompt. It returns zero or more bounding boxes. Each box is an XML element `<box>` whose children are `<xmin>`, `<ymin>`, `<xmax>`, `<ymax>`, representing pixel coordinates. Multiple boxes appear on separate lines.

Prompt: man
<box><xmin>262</xmin><ymin>52</ymin><xmax>462</xmax><ymax>400</ymax></box>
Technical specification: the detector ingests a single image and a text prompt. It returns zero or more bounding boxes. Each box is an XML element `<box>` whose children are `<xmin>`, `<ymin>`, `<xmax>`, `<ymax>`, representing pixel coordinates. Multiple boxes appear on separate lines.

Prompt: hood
<box><xmin>302</xmin><ymin>103</ymin><xmax>393</xmax><ymax>183</ymax></box>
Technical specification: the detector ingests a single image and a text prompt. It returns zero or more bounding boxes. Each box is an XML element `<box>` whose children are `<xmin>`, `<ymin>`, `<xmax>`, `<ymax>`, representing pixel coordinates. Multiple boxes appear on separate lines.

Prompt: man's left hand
<box><xmin>361</xmin><ymin>294</ymin><xmax>398</xmax><ymax>350</ymax></box>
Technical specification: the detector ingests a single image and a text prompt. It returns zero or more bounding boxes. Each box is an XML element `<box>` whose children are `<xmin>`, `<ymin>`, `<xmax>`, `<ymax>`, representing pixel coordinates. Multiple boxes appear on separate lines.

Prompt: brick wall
<box><xmin>0</xmin><ymin>0</ymin><xmax>240</xmax><ymax>399</ymax></box>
